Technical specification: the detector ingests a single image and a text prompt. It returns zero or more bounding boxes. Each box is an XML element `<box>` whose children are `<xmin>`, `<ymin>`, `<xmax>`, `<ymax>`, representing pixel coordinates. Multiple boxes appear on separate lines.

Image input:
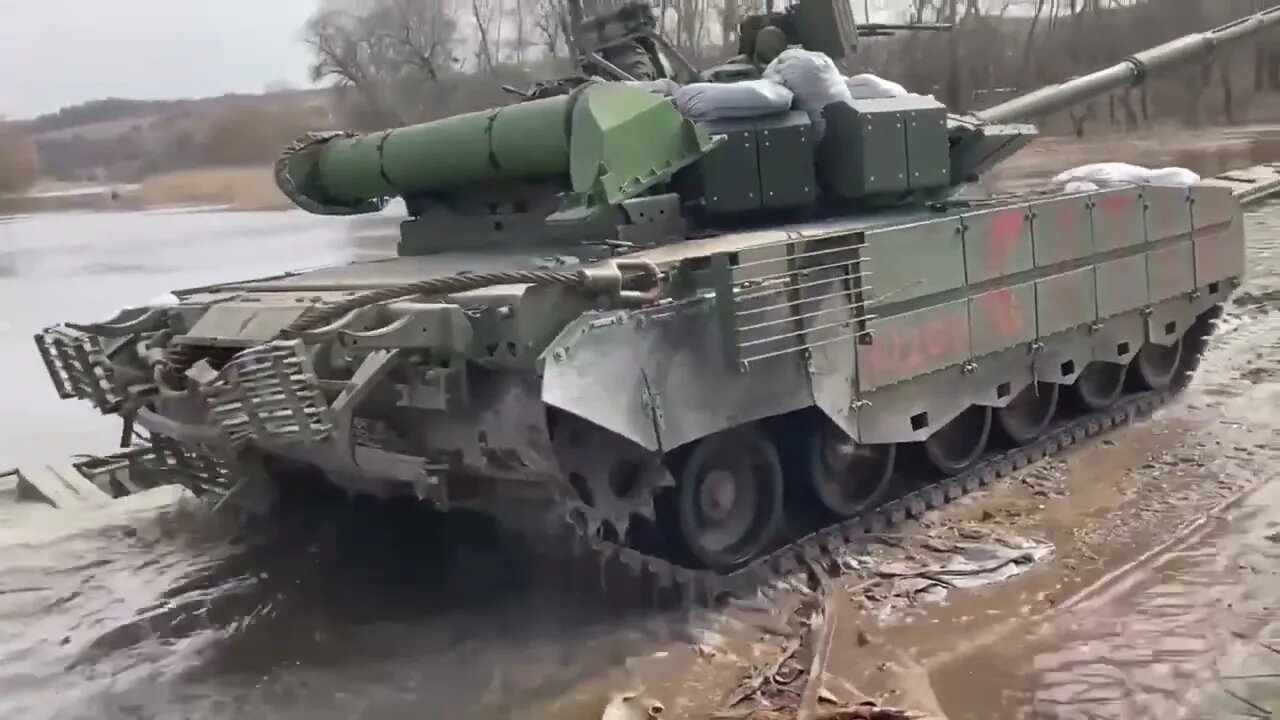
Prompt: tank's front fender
<box><xmin>540</xmin><ymin>297</ymin><xmax>814</xmax><ymax>452</ymax></box>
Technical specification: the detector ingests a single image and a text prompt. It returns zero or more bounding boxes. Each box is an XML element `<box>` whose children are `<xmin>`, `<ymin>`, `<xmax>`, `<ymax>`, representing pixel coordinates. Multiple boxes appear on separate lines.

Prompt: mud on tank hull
<box><xmin>33</xmin><ymin>180</ymin><xmax>1247</xmax><ymax>592</ymax></box>
<box><xmin>33</xmin><ymin>259</ymin><xmax>652</xmax><ymax>512</ymax></box>
<box><xmin>532</xmin><ymin>181</ymin><xmax>1246</xmax><ymax>572</ymax></box>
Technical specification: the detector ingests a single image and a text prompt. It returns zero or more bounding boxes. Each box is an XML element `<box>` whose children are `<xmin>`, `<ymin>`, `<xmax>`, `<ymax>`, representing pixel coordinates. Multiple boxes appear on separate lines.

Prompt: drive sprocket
<box><xmin>550</xmin><ymin>412</ymin><xmax>675</xmax><ymax>541</ymax></box>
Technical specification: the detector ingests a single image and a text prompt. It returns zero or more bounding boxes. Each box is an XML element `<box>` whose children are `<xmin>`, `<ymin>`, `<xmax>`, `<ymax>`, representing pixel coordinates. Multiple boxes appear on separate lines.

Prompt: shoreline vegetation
<box><xmin>131</xmin><ymin>166</ymin><xmax>291</xmax><ymax>211</ymax></box>
<box><xmin>5</xmin><ymin>0</ymin><xmax>1280</xmax><ymax>219</ymax></box>
<box><xmin>5</xmin><ymin>122</ymin><xmax>1280</xmax><ymax>217</ymax></box>
<box><xmin>0</xmin><ymin>166</ymin><xmax>292</xmax><ymax>215</ymax></box>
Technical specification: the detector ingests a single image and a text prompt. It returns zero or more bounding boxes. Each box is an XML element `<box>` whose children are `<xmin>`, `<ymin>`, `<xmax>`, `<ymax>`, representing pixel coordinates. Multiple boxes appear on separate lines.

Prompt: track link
<box><xmin>556</xmin><ymin>305</ymin><xmax>1223</xmax><ymax>608</ymax></box>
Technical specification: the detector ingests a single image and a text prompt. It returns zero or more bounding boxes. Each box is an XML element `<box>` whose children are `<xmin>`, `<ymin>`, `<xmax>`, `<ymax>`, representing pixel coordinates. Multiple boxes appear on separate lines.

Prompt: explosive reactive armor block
<box><xmin>679</xmin><ymin>110</ymin><xmax>818</xmax><ymax>214</ymax></box>
<box><xmin>818</xmin><ymin>95</ymin><xmax>950</xmax><ymax>199</ymax></box>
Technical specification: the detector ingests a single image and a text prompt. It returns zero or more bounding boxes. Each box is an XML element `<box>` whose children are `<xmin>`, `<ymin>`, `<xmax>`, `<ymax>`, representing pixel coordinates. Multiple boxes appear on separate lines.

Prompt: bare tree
<box><xmin>304</xmin><ymin>0</ymin><xmax>462</xmax><ymax>126</ymax></box>
<box><xmin>301</xmin><ymin>0</ymin><xmax>1280</xmax><ymax>135</ymax></box>
<box><xmin>384</xmin><ymin>0</ymin><xmax>459</xmax><ymax>79</ymax></box>
<box><xmin>472</xmin><ymin>0</ymin><xmax>498</xmax><ymax>72</ymax></box>
<box><xmin>534</xmin><ymin>0</ymin><xmax>570</xmax><ymax>57</ymax></box>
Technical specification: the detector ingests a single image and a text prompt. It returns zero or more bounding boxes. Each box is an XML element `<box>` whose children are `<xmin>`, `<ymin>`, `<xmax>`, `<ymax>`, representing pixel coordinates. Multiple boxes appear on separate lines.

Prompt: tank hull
<box><xmin>33</xmin><ymin>177</ymin><xmax>1249</xmax><ymax>589</ymax></box>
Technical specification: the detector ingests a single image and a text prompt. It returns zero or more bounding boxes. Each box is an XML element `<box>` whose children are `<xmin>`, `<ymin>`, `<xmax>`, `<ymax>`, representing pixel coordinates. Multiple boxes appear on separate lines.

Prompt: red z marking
<box><xmin>864</xmin><ymin>312</ymin><xmax>968</xmax><ymax>384</ymax></box>
<box><xmin>978</xmin><ymin>209</ymin><xmax>1026</xmax><ymax>337</ymax></box>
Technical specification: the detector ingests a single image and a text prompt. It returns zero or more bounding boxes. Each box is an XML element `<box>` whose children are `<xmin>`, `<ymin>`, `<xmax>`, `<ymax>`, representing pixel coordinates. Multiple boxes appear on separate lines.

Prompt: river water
<box><xmin>0</xmin><ymin>195</ymin><xmax>1277</xmax><ymax>719</ymax></box>
<box><xmin>0</xmin><ymin>208</ymin><xmax>392</xmax><ymax>466</ymax></box>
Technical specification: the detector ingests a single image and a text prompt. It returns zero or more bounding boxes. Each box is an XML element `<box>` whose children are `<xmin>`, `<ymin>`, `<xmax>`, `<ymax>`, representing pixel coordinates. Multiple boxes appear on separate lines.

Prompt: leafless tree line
<box><xmin>873</xmin><ymin>0</ymin><xmax>1280</xmax><ymax>135</ymax></box>
<box><xmin>11</xmin><ymin>0</ymin><xmax>1280</xmax><ymax>191</ymax></box>
<box><xmin>305</xmin><ymin>0</ymin><xmax>1280</xmax><ymax>135</ymax></box>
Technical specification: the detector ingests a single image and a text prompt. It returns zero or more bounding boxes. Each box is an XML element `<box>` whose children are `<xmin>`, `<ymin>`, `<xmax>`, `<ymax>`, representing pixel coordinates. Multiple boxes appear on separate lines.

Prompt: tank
<box><xmin>33</xmin><ymin>1</ymin><xmax>1276</xmax><ymax>600</ymax></box>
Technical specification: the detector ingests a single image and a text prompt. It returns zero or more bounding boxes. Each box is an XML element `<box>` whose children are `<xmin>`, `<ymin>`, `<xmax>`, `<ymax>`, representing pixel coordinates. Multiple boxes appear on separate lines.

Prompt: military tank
<box><xmin>34</xmin><ymin>1</ymin><xmax>1275</xmax><ymax>601</ymax></box>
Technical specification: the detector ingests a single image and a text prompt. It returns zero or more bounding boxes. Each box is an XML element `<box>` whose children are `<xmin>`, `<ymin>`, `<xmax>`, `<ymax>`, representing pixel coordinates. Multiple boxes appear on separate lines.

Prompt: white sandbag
<box><xmin>846</xmin><ymin>72</ymin><xmax>909</xmax><ymax>99</ymax></box>
<box><xmin>1063</xmin><ymin>180</ymin><xmax>1100</xmax><ymax>194</ymax></box>
<box><xmin>1051</xmin><ymin>162</ymin><xmax>1202</xmax><ymax>189</ymax></box>
<box><xmin>1051</xmin><ymin>162</ymin><xmax>1148</xmax><ymax>187</ymax></box>
<box><xmin>624</xmin><ymin>78</ymin><xmax>680</xmax><ymax>96</ymax></box>
<box><xmin>672</xmin><ymin>79</ymin><xmax>794</xmax><ymax>121</ymax></box>
<box><xmin>763</xmin><ymin>48</ymin><xmax>852</xmax><ymax>111</ymax></box>
<box><xmin>1144</xmin><ymin>167</ymin><xmax>1202</xmax><ymax>186</ymax></box>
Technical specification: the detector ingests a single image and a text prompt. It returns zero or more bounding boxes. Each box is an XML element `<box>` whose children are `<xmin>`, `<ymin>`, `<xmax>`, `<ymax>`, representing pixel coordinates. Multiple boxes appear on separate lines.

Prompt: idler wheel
<box><xmin>1066</xmin><ymin>361</ymin><xmax>1127</xmax><ymax>412</ymax></box>
<box><xmin>676</xmin><ymin>426</ymin><xmax>784</xmax><ymax>572</ymax></box>
<box><xmin>922</xmin><ymin>405</ymin><xmax>992</xmax><ymax>476</ymax></box>
<box><xmin>806</xmin><ymin>423</ymin><xmax>896</xmax><ymax>518</ymax></box>
<box><xmin>1128</xmin><ymin>337</ymin><xmax>1184</xmax><ymax>391</ymax></box>
<box><xmin>994</xmin><ymin>381</ymin><xmax>1060</xmax><ymax>446</ymax></box>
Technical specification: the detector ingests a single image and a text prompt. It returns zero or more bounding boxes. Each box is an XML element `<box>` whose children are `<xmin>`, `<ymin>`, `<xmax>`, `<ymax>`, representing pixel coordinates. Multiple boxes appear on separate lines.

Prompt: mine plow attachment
<box><xmin>33</xmin><ymin>325</ymin><xmax>127</xmax><ymax>414</ymax></box>
<box><xmin>202</xmin><ymin>340</ymin><xmax>336</xmax><ymax>448</ymax></box>
<box><xmin>1</xmin><ymin>440</ymin><xmax>235</xmax><ymax>509</ymax></box>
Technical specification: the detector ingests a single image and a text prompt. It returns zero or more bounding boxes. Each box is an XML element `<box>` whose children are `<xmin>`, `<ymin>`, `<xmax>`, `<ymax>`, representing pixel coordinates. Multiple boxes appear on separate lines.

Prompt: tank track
<box><xmin>550</xmin><ymin>305</ymin><xmax>1223</xmax><ymax>608</ymax></box>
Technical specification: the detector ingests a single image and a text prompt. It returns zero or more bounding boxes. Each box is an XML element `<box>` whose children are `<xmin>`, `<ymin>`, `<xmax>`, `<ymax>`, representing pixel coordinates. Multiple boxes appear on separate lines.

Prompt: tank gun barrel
<box><xmin>975</xmin><ymin>5</ymin><xmax>1280</xmax><ymax>125</ymax></box>
<box><xmin>856</xmin><ymin>22</ymin><xmax>952</xmax><ymax>37</ymax></box>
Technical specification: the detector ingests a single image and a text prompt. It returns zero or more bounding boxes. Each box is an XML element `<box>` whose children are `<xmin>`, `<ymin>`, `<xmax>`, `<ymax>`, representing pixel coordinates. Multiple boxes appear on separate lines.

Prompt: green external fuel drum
<box><xmin>276</xmin><ymin>82</ymin><xmax>720</xmax><ymax>218</ymax></box>
<box><xmin>313</xmin><ymin>96</ymin><xmax>573</xmax><ymax>203</ymax></box>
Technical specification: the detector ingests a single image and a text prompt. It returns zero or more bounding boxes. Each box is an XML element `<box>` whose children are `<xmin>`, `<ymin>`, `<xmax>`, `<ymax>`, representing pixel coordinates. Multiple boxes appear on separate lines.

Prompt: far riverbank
<box><xmin>7</xmin><ymin>123</ymin><xmax>1280</xmax><ymax>218</ymax></box>
<box><xmin>0</xmin><ymin>166</ymin><xmax>291</xmax><ymax>216</ymax></box>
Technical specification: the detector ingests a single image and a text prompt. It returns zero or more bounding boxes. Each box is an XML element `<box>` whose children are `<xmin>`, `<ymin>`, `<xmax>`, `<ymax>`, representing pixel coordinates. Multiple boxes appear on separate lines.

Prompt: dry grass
<box><xmin>128</xmin><ymin>166</ymin><xmax>292</xmax><ymax>211</ymax></box>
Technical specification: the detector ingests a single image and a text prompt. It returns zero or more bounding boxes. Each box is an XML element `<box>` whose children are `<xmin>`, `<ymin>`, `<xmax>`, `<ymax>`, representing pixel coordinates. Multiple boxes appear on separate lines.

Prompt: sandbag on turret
<box><xmin>762</xmin><ymin>48</ymin><xmax>853</xmax><ymax>110</ymax></box>
<box><xmin>672</xmin><ymin>79</ymin><xmax>795</xmax><ymax>121</ymax></box>
<box><xmin>846</xmin><ymin>72</ymin><xmax>910</xmax><ymax>99</ymax></box>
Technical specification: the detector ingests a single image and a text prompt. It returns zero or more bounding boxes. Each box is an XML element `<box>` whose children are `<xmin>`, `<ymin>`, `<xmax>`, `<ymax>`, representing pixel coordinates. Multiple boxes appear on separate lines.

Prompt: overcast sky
<box><xmin>0</xmin><ymin>0</ymin><xmax>1021</xmax><ymax>119</ymax></box>
<box><xmin>0</xmin><ymin>0</ymin><xmax>320</xmax><ymax>119</ymax></box>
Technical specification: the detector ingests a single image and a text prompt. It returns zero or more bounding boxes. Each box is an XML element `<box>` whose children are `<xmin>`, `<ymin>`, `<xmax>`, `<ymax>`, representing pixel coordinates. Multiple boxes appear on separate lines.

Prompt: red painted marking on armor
<box><xmin>976</xmin><ymin>208</ymin><xmax>1026</xmax><ymax>337</ymax></box>
<box><xmin>980</xmin><ymin>288</ymin><xmax>1023</xmax><ymax>338</ymax></box>
<box><xmin>1056</xmin><ymin>203</ymin><xmax>1078</xmax><ymax>235</ymax></box>
<box><xmin>1163</xmin><ymin>202</ymin><xmax>1181</xmax><ymax>238</ymax></box>
<box><xmin>863</xmin><ymin>312</ymin><xmax>968</xmax><ymax>384</ymax></box>
<box><xmin>990</xmin><ymin>209</ymin><xmax>1024</xmax><ymax>244</ymax></box>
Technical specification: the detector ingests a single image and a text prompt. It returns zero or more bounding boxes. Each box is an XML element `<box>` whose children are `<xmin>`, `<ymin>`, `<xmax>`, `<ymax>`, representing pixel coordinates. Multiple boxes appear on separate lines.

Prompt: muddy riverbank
<box><xmin>5</xmin><ymin>123</ymin><xmax>1280</xmax><ymax>218</ymax></box>
<box><xmin>0</xmin><ymin>167</ymin><xmax>288</xmax><ymax>216</ymax></box>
